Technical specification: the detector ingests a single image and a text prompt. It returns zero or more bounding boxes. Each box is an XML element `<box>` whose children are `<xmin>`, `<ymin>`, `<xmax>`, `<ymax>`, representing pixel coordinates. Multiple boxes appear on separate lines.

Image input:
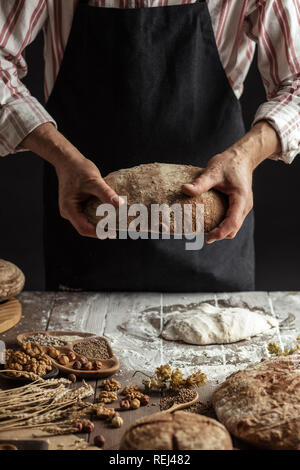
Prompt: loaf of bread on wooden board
<box><xmin>0</xmin><ymin>259</ymin><xmax>25</xmax><ymax>301</ymax></box>
<box><xmin>119</xmin><ymin>411</ymin><xmax>233</xmax><ymax>450</ymax></box>
<box><xmin>212</xmin><ymin>355</ymin><xmax>300</xmax><ymax>450</ymax></box>
<box><xmin>83</xmin><ymin>163</ymin><xmax>227</xmax><ymax>234</ymax></box>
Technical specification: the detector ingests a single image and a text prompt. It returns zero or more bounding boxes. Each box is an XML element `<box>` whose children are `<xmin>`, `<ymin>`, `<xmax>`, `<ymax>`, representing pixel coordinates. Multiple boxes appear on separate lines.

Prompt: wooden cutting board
<box><xmin>0</xmin><ymin>298</ymin><xmax>22</xmax><ymax>334</ymax></box>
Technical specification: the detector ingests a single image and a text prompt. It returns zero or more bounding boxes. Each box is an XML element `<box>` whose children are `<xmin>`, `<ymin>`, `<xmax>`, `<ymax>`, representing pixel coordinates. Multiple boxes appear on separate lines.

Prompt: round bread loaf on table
<box><xmin>119</xmin><ymin>411</ymin><xmax>233</xmax><ymax>450</ymax></box>
<box><xmin>83</xmin><ymin>163</ymin><xmax>227</xmax><ymax>234</ymax></box>
<box><xmin>212</xmin><ymin>355</ymin><xmax>300</xmax><ymax>450</ymax></box>
<box><xmin>0</xmin><ymin>259</ymin><xmax>25</xmax><ymax>301</ymax></box>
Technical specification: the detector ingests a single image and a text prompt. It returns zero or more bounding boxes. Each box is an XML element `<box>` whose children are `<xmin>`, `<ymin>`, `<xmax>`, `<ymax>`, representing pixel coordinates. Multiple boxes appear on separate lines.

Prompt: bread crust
<box><xmin>0</xmin><ymin>259</ymin><xmax>25</xmax><ymax>301</ymax></box>
<box><xmin>83</xmin><ymin>163</ymin><xmax>227</xmax><ymax>234</ymax></box>
<box><xmin>119</xmin><ymin>411</ymin><xmax>233</xmax><ymax>450</ymax></box>
<box><xmin>212</xmin><ymin>355</ymin><xmax>300</xmax><ymax>450</ymax></box>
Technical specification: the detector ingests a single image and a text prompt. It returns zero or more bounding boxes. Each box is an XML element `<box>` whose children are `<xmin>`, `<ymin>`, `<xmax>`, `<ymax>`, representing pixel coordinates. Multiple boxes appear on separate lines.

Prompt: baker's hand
<box><xmin>55</xmin><ymin>156</ymin><xmax>123</xmax><ymax>238</ymax></box>
<box><xmin>182</xmin><ymin>151</ymin><xmax>253</xmax><ymax>243</ymax></box>
<box><xmin>181</xmin><ymin>121</ymin><xmax>282</xmax><ymax>244</ymax></box>
<box><xmin>21</xmin><ymin>123</ymin><xmax>124</xmax><ymax>238</ymax></box>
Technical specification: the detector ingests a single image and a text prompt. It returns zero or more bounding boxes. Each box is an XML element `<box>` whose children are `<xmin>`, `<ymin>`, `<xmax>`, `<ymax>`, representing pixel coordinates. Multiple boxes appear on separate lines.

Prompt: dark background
<box><xmin>0</xmin><ymin>33</ymin><xmax>299</xmax><ymax>291</ymax></box>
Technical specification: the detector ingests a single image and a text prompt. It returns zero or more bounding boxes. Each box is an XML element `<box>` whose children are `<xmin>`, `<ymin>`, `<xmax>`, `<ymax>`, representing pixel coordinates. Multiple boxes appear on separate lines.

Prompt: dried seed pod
<box><xmin>120</xmin><ymin>399</ymin><xmax>130</xmax><ymax>410</ymax></box>
<box><xmin>131</xmin><ymin>398</ymin><xmax>140</xmax><ymax>409</ymax></box>
<box><xmin>111</xmin><ymin>416</ymin><xmax>123</xmax><ymax>428</ymax></box>
<box><xmin>68</xmin><ymin>373</ymin><xmax>77</xmax><ymax>383</ymax></box>
<box><xmin>68</xmin><ymin>351</ymin><xmax>77</xmax><ymax>361</ymax></box>
<box><xmin>73</xmin><ymin>361</ymin><xmax>82</xmax><ymax>370</ymax></box>
<box><xmin>140</xmin><ymin>394</ymin><xmax>150</xmax><ymax>406</ymax></box>
<box><xmin>94</xmin><ymin>434</ymin><xmax>105</xmax><ymax>448</ymax></box>
<box><xmin>58</xmin><ymin>355</ymin><xmax>69</xmax><ymax>366</ymax></box>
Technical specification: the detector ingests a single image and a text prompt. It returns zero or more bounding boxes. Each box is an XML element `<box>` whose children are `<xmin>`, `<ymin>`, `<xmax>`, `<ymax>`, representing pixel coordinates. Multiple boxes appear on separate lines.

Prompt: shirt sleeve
<box><xmin>246</xmin><ymin>0</ymin><xmax>300</xmax><ymax>163</ymax></box>
<box><xmin>0</xmin><ymin>1</ymin><xmax>56</xmax><ymax>157</ymax></box>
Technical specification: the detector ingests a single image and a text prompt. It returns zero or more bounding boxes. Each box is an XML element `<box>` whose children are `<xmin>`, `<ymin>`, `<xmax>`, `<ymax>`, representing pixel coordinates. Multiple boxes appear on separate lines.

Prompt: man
<box><xmin>0</xmin><ymin>0</ymin><xmax>299</xmax><ymax>292</ymax></box>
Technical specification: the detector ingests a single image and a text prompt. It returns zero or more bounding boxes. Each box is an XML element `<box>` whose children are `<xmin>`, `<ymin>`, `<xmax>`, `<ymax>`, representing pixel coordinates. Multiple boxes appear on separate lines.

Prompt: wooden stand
<box><xmin>0</xmin><ymin>298</ymin><xmax>22</xmax><ymax>334</ymax></box>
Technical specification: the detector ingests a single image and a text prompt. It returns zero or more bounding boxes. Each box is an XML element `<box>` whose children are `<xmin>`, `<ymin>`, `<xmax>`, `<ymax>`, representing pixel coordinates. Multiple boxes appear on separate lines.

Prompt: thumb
<box><xmin>89</xmin><ymin>178</ymin><xmax>125</xmax><ymax>208</ymax></box>
<box><xmin>182</xmin><ymin>170</ymin><xmax>218</xmax><ymax>196</ymax></box>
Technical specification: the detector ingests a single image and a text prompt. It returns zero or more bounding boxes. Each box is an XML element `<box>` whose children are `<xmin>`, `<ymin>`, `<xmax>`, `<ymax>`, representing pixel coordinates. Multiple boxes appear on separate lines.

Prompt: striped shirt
<box><xmin>0</xmin><ymin>0</ymin><xmax>299</xmax><ymax>162</ymax></box>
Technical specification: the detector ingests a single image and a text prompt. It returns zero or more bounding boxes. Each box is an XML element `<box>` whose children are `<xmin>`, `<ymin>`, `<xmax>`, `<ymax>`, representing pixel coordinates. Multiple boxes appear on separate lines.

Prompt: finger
<box><xmin>206</xmin><ymin>193</ymin><xmax>246</xmax><ymax>243</ymax></box>
<box><xmin>63</xmin><ymin>204</ymin><xmax>98</xmax><ymax>238</ymax></box>
<box><xmin>182</xmin><ymin>171</ymin><xmax>219</xmax><ymax>196</ymax></box>
<box><xmin>89</xmin><ymin>178</ymin><xmax>125</xmax><ymax>208</ymax></box>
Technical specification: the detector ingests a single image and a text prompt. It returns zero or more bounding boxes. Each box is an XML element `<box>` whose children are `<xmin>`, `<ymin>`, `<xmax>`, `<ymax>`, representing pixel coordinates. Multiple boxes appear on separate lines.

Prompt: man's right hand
<box><xmin>55</xmin><ymin>155</ymin><xmax>124</xmax><ymax>237</ymax></box>
<box><xmin>21</xmin><ymin>123</ymin><xmax>123</xmax><ymax>238</ymax></box>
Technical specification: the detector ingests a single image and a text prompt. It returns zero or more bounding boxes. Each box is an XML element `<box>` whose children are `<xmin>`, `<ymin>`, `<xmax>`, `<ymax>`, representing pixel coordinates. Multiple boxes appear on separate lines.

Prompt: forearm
<box><xmin>223</xmin><ymin>120</ymin><xmax>281</xmax><ymax>170</ymax></box>
<box><xmin>21</xmin><ymin>122</ymin><xmax>86</xmax><ymax>170</ymax></box>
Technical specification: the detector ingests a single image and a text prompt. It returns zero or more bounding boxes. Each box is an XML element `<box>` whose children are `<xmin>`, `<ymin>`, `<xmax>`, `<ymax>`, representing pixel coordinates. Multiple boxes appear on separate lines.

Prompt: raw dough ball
<box><xmin>119</xmin><ymin>411</ymin><xmax>233</xmax><ymax>450</ymax></box>
<box><xmin>161</xmin><ymin>303</ymin><xmax>278</xmax><ymax>345</ymax></box>
<box><xmin>212</xmin><ymin>355</ymin><xmax>300</xmax><ymax>450</ymax></box>
<box><xmin>83</xmin><ymin>163</ymin><xmax>227</xmax><ymax>234</ymax></box>
<box><xmin>0</xmin><ymin>259</ymin><xmax>25</xmax><ymax>301</ymax></box>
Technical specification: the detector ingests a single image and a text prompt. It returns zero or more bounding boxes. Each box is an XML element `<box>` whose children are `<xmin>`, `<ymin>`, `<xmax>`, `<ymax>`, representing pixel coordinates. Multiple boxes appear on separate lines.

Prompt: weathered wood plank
<box><xmin>269</xmin><ymin>291</ymin><xmax>300</xmax><ymax>350</ymax></box>
<box><xmin>104</xmin><ymin>292</ymin><xmax>162</xmax><ymax>374</ymax></box>
<box><xmin>47</xmin><ymin>292</ymin><xmax>110</xmax><ymax>334</ymax></box>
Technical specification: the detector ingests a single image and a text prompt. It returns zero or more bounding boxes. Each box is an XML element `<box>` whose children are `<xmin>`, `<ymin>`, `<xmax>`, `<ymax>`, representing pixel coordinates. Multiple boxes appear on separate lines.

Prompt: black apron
<box><xmin>44</xmin><ymin>0</ymin><xmax>255</xmax><ymax>292</ymax></box>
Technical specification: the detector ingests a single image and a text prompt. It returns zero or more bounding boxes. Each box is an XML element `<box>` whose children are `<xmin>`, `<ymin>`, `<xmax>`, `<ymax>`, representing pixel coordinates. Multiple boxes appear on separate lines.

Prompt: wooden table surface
<box><xmin>1</xmin><ymin>290</ymin><xmax>300</xmax><ymax>450</ymax></box>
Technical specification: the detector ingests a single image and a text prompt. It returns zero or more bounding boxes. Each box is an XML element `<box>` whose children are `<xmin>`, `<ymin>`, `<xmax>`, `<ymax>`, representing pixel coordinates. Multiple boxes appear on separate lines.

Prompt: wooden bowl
<box><xmin>16</xmin><ymin>331</ymin><xmax>120</xmax><ymax>379</ymax></box>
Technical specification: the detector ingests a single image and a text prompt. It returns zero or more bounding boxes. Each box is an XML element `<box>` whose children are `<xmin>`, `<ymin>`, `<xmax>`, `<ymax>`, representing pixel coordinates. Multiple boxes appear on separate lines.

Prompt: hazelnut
<box><xmin>78</xmin><ymin>356</ymin><xmax>88</xmax><ymax>365</ymax></box>
<box><xmin>68</xmin><ymin>351</ymin><xmax>76</xmax><ymax>361</ymax></box>
<box><xmin>111</xmin><ymin>416</ymin><xmax>123</xmax><ymax>428</ymax></box>
<box><xmin>131</xmin><ymin>398</ymin><xmax>140</xmax><ymax>409</ymax></box>
<box><xmin>94</xmin><ymin>434</ymin><xmax>105</xmax><ymax>448</ymax></box>
<box><xmin>68</xmin><ymin>373</ymin><xmax>77</xmax><ymax>383</ymax></box>
<box><xmin>75</xmin><ymin>422</ymin><xmax>83</xmax><ymax>432</ymax></box>
<box><xmin>58</xmin><ymin>355</ymin><xmax>69</xmax><ymax>365</ymax></box>
<box><xmin>140</xmin><ymin>394</ymin><xmax>150</xmax><ymax>406</ymax></box>
<box><xmin>120</xmin><ymin>399</ymin><xmax>130</xmax><ymax>410</ymax></box>
<box><xmin>83</xmin><ymin>361</ymin><xmax>93</xmax><ymax>370</ymax></box>
<box><xmin>82</xmin><ymin>419</ymin><xmax>95</xmax><ymax>433</ymax></box>
<box><xmin>73</xmin><ymin>361</ymin><xmax>82</xmax><ymax>370</ymax></box>
<box><xmin>93</xmin><ymin>360</ymin><xmax>103</xmax><ymax>370</ymax></box>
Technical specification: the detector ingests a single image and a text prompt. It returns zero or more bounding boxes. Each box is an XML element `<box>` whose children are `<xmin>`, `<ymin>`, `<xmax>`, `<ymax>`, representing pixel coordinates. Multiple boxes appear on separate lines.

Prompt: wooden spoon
<box><xmin>160</xmin><ymin>390</ymin><xmax>199</xmax><ymax>414</ymax></box>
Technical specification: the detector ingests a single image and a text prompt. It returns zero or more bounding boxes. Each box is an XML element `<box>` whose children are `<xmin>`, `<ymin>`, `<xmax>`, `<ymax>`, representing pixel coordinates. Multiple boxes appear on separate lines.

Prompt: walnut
<box><xmin>102</xmin><ymin>378</ymin><xmax>121</xmax><ymax>391</ymax></box>
<box><xmin>121</xmin><ymin>385</ymin><xmax>141</xmax><ymax>396</ymax></box>
<box><xmin>124</xmin><ymin>391</ymin><xmax>144</xmax><ymax>401</ymax></box>
<box><xmin>96</xmin><ymin>406</ymin><xmax>116</xmax><ymax>420</ymax></box>
<box><xmin>98</xmin><ymin>391</ymin><xmax>118</xmax><ymax>404</ymax></box>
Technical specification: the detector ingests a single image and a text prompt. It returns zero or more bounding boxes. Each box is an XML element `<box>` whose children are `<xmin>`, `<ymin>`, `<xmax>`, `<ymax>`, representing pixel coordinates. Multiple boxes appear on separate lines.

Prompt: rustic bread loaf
<box><xmin>83</xmin><ymin>163</ymin><xmax>227</xmax><ymax>234</ymax></box>
<box><xmin>0</xmin><ymin>259</ymin><xmax>25</xmax><ymax>301</ymax></box>
<box><xmin>212</xmin><ymin>355</ymin><xmax>300</xmax><ymax>450</ymax></box>
<box><xmin>119</xmin><ymin>411</ymin><xmax>233</xmax><ymax>450</ymax></box>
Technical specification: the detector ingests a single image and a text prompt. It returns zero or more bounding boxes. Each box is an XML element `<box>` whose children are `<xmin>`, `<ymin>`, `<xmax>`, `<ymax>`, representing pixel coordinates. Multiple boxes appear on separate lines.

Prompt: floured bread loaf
<box><xmin>119</xmin><ymin>411</ymin><xmax>233</xmax><ymax>450</ymax></box>
<box><xmin>83</xmin><ymin>163</ymin><xmax>227</xmax><ymax>234</ymax></box>
<box><xmin>0</xmin><ymin>259</ymin><xmax>25</xmax><ymax>301</ymax></box>
<box><xmin>212</xmin><ymin>356</ymin><xmax>300</xmax><ymax>450</ymax></box>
